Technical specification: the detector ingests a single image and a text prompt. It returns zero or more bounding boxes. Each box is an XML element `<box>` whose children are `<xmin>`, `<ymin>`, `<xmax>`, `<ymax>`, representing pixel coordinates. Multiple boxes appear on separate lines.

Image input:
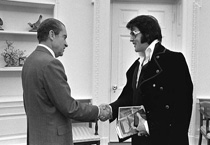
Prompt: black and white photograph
<box><xmin>0</xmin><ymin>0</ymin><xmax>208</xmax><ymax>145</ymax></box>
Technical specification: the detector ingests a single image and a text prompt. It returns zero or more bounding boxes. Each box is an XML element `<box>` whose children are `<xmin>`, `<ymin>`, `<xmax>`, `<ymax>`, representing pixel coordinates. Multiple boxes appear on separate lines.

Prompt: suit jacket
<box><xmin>110</xmin><ymin>43</ymin><xmax>193</xmax><ymax>145</ymax></box>
<box><xmin>22</xmin><ymin>46</ymin><xmax>99</xmax><ymax>145</ymax></box>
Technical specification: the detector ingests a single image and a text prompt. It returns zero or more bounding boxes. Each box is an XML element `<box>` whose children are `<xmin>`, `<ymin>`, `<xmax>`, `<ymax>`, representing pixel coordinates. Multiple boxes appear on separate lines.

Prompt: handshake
<box><xmin>98</xmin><ymin>104</ymin><xmax>112</xmax><ymax>121</ymax></box>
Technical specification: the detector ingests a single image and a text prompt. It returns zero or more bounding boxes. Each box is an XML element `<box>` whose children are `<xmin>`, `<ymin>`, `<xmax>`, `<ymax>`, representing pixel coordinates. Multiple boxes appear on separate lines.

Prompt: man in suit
<box><xmin>21</xmin><ymin>18</ymin><xmax>109</xmax><ymax>145</ymax></box>
<box><xmin>102</xmin><ymin>15</ymin><xmax>193</xmax><ymax>145</ymax></box>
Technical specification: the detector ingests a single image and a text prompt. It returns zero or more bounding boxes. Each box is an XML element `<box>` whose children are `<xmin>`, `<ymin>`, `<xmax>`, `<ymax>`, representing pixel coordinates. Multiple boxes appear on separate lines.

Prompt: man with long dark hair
<box><xmin>103</xmin><ymin>15</ymin><xmax>193</xmax><ymax>145</ymax></box>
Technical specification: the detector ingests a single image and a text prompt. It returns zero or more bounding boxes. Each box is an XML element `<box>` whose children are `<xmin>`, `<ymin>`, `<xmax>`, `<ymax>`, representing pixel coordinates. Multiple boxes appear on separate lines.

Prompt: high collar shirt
<box><xmin>138</xmin><ymin>39</ymin><xmax>159</xmax><ymax>66</ymax></box>
<box><xmin>136</xmin><ymin>39</ymin><xmax>159</xmax><ymax>87</ymax></box>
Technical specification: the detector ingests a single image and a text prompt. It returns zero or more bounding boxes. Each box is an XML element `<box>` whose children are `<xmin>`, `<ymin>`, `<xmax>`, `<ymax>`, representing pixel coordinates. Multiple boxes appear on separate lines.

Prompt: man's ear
<box><xmin>49</xmin><ymin>30</ymin><xmax>55</xmax><ymax>40</ymax></box>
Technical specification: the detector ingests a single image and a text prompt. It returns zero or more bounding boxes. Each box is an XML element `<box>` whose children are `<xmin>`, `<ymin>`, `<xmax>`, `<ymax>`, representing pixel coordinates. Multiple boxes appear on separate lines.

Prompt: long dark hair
<box><xmin>126</xmin><ymin>15</ymin><xmax>162</xmax><ymax>44</ymax></box>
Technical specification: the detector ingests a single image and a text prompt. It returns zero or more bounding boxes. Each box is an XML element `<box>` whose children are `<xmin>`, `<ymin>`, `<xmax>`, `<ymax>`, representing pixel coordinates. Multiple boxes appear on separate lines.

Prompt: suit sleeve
<box><xmin>172</xmin><ymin>53</ymin><xmax>193</xmax><ymax>134</ymax></box>
<box><xmin>109</xmin><ymin>61</ymin><xmax>138</xmax><ymax>122</ymax></box>
<box><xmin>43</xmin><ymin>59</ymin><xmax>99</xmax><ymax>122</ymax></box>
<box><xmin>110</xmin><ymin>83</ymin><xmax>133</xmax><ymax>122</ymax></box>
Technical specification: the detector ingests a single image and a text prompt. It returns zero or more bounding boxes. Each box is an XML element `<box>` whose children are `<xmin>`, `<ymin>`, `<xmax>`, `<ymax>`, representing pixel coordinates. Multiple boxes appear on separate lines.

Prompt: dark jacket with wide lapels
<box><xmin>110</xmin><ymin>42</ymin><xmax>193</xmax><ymax>145</ymax></box>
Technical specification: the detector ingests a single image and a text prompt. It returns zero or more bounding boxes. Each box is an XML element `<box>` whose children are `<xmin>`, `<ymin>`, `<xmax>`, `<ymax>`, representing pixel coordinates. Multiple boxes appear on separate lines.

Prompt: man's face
<box><xmin>52</xmin><ymin>25</ymin><xmax>68</xmax><ymax>58</ymax></box>
<box><xmin>130</xmin><ymin>27</ymin><xmax>148</xmax><ymax>53</ymax></box>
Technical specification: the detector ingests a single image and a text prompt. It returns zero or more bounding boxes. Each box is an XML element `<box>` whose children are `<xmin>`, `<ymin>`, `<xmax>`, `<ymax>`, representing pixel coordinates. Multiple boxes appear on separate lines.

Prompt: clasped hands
<box><xmin>98</xmin><ymin>104</ymin><xmax>112</xmax><ymax>121</ymax></box>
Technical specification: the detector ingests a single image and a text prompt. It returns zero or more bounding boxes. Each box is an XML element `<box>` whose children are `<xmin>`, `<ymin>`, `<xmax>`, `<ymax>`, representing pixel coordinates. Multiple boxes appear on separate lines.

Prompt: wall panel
<box><xmin>0</xmin><ymin>96</ymin><xmax>26</xmax><ymax>144</ymax></box>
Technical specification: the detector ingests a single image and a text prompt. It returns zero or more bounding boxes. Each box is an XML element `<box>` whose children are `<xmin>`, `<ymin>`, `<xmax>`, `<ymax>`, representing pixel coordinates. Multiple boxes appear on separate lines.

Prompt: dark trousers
<box><xmin>132</xmin><ymin>134</ymin><xmax>150</xmax><ymax>145</ymax></box>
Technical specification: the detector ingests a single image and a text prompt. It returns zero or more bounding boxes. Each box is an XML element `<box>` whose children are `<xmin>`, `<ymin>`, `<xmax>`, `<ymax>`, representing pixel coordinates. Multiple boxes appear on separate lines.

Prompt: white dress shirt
<box><xmin>38</xmin><ymin>44</ymin><xmax>55</xmax><ymax>58</ymax></box>
<box><xmin>136</xmin><ymin>40</ymin><xmax>159</xmax><ymax>87</ymax></box>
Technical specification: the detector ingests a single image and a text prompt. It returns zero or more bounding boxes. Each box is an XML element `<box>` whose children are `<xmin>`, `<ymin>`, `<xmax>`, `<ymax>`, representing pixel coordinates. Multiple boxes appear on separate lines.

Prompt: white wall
<box><xmin>57</xmin><ymin>0</ymin><xmax>94</xmax><ymax>99</ymax></box>
<box><xmin>196</xmin><ymin>0</ymin><xmax>210</xmax><ymax>97</ymax></box>
<box><xmin>190</xmin><ymin>2</ymin><xmax>210</xmax><ymax>143</ymax></box>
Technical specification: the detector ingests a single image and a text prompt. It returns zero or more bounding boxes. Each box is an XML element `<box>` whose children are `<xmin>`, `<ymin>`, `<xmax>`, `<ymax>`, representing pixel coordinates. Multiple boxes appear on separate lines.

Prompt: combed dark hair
<box><xmin>126</xmin><ymin>15</ymin><xmax>162</xmax><ymax>44</ymax></box>
<box><xmin>37</xmin><ymin>18</ymin><xmax>65</xmax><ymax>43</ymax></box>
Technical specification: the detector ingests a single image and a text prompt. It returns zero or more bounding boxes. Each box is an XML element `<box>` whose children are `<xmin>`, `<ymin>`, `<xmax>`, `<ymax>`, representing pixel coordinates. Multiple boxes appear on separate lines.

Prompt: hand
<box><xmin>133</xmin><ymin>112</ymin><xmax>148</xmax><ymax>136</ymax></box>
<box><xmin>98</xmin><ymin>104</ymin><xmax>112</xmax><ymax>122</ymax></box>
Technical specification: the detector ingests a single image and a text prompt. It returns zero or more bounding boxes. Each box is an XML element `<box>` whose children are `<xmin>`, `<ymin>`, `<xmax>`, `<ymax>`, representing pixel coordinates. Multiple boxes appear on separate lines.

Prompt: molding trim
<box><xmin>92</xmin><ymin>0</ymin><xmax>111</xmax><ymax>104</ymax></box>
<box><xmin>0</xmin><ymin>95</ymin><xmax>25</xmax><ymax>117</ymax></box>
<box><xmin>191</xmin><ymin>2</ymin><xmax>200</xmax><ymax>83</ymax></box>
<box><xmin>92</xmin><ymin>1</ymin><xmax>111</xmax><ymax>143</ymax></box>
<box><xmin>0</xmin><ymin>134</ymin><xmax>26</xmax><ymax>145</ymax></box>
<box><xmin>189</xmin><ymin>1</ymin><xmax>201</xmax><ymax>138</ymax></box>
<box><xmin>92</xmin><ymin>0</ymin><xmax>100</xmax><ymax>104</ymax></box>
<box><xmin>54</xmin><ymin>0</ymin><xmax>59</xmax><ymax>18</ymax></box>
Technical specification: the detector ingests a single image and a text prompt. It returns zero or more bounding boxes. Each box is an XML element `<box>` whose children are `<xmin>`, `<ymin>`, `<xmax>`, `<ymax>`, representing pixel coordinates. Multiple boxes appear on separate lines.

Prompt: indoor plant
<box><xmin>1</xmin><ymin>40</ymin><xmax>26</xmax><ymax>67</ymax></box>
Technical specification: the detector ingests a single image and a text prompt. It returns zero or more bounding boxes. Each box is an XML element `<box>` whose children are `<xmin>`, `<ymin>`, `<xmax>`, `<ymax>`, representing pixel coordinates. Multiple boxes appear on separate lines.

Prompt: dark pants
<box><xmin>132</xmin><ymin>134</ymin><xmax>150</xmax><ymax>145</ymax></box>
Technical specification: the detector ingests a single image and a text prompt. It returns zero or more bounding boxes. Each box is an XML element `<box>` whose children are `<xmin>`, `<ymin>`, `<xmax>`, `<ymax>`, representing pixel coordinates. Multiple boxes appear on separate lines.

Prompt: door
<box><xmin>110</xmin><ymin>0</ymin><xmax>179</xmax><ymax>142</ymax></box>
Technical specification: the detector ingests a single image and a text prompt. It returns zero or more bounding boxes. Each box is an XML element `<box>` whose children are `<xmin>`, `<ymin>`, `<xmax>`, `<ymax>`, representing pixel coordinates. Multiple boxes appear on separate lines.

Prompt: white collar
<box><xmin>138</xmin><ymin>39</ymin><xmax>158</xmax><ymax>65</ymax></box>
<box><xmin>38</xmin><ymin>44</ymin><xmax>55</xmax><ymax>58</ymax></box>
<box><xmin>146</xmin><ymin>39</ymin><xmax>158</xmax><ymax>60</ymax></box>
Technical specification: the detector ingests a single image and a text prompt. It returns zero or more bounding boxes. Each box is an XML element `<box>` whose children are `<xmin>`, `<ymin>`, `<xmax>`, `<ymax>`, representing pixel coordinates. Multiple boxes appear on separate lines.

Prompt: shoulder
<box><xmin>126</xmin><ymin>58</ymin><xmax>139</xmax><ymax>76</ymax></box>
<box><xmin>45</xmin><ymin>59</ymin><xmax>65</xmax><ymax>72</ymax></box>
<box><xmin>160</xmin><ymin>47</ymin><xmax>185</xmax><ymax>61</ymax></box>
